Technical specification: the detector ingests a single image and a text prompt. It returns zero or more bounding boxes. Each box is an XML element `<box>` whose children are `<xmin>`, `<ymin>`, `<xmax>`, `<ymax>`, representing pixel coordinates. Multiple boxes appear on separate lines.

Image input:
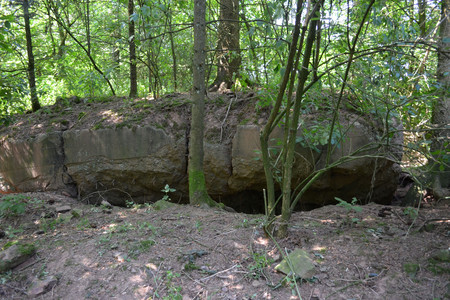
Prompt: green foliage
<box><xmin>0</xmin><ymin>271</ymin><xmax>12</xmax><ymax>284</ymax></box>
<box><xmin>3</xmin><ymin>225</ymin><xmax>24</xmax><ymax>239</ymax></box>
<box><xmin>76</xmin><ymin>217</ymin><xmax>91</xmax><ymax>230</ymax></box>
<box><xmin>40</xmin><ymin>217</ymin><xmax>63</xmax><ymax>233</ymax></box>
<box><xmin>403</xmin><ymin>207</ymin><xmax>419</xmax><ymax>220</ymax></box>
<box><xmin>161</xmin><ymin>184</ymin><xmax>176</xmax><ymax>202</ymax></box>
<box><xmin>0</xmin><ymin>195</ymin><xmax>27</xmax><ymax>218</ymax></box>
<box><xmin>163</xmin><ymin>271</ymin><xmax>182</xmax><ymax>300</ymax></box>
<box><xmin>403</xmin><ymin>262</ymin><xmax>420</xmax><ymax>279</ymax></box>
<box><xmin>17</xmin><ymin>242</ymin><xmax>36</xmax><ymax>256</ymax></box>
<box><xmin>335</xmin><ymin>197</ymin><xmax>362</xmax><ymax>225</ymax></box>
<box><xmin>335</xmin><ymin>197</ymin><xmax>362</xmax><ymax>213</ymax></box>
<box><xmin>246</xmin><ymin>251</ymin><xmax>273</xmax><ymax>279</ymax></box>
<box><xmin>128</xmin><ymin>239</ymin><xmax>155</xmax><ymax>259</ymax></box>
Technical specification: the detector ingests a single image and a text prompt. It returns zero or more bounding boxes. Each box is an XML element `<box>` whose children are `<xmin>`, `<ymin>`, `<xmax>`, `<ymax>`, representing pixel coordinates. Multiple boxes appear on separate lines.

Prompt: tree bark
<box><xmin>210</xmin><ymin>0</ymin><xmax>241</xmax><ymax>92</ymax></box>
<box><xmin>260</xmin><ymin>0</ymin><xmax>303</xmax><ymax>228</ymax></box>
<box><xmin>418</xmin><ymin>0</ymin><xmax>426</xmax><ymax>38</ymax></box>
<box><xmin>278</xmin><ymin>1</ymin><xmax>320</xmax><ymax>238</ymax></box>
<box><xmin>23</xmin><ymin>0</ymin><xmax>40</xmax><ymax>112</ymax></box>
<box><xmin>129</xmin><ymin>0</ymin><xmax>138</xmax><ymax>97</ymax></box>
<box><xmin>85</xmin><ymin>0</ymin><xmax>91</xmax><ymax>55</ymax></box>
<box><xmin>189</xmin><ymin>0</ymin><xmax>216</xmax><ymax>206</ymax></box>
<box><xmin>431</xmin><ymin>0</ymin><xmax>450</xmax><ymax>200</ymax></box>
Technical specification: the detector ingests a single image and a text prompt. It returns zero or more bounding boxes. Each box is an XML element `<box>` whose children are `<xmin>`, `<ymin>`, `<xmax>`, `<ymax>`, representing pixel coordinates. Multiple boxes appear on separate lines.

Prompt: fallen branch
<box><xmin>200</xmin><ymin>264</ymin><xmax>239</xmax><ymax>282</ymax></box>
<box><xmin>220</xmin><ymin>94</ymin><xmax>236</xmax><ymax>143</ymax></box>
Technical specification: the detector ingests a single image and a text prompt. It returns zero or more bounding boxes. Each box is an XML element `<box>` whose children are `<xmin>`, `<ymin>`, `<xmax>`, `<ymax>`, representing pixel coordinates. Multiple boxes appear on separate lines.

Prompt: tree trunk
<box><xmin>85</xmin><ymin>0</ymin><xmax>91</xmax><ymax>55</ymax></box>
<box><xmin>210</xmin><ymin>0</ymin><xmax>241</xmax><ymax>92</ymax></box>
<box><xmin>431</xmin><ymin>0</ymin><xmax>450</xmax><ymax>200</ymax></box>
<box><xmin>189</xmin><ymin>0</ymin><xmax>216</xmax><ymax>206</ymax></box>
<box><xmin>129</xmin><ymin>0</ymin><xmax>138</xmax><ymax>97</ymax></box>
<box><xmin>23</xmin><ymin>0</ymin><xmax>40</xmax><ymax>112</ymax></box>
<box><xmin>167</xmin><ymin>7</ymin><xmax>177</xmax><ymax>92</ymax></box>
<box><xmin>260</xmin><ymin>0</ymin><xmax>304</xmax><ymax>228</ymax></box>
<box><xmin>418</xmin><ymin>0</ymin><xmax>426</xmax><ymax>38</ymax></box>
<box><xmin>278</xmin><ymin>1</ymin><xmax>320</xmax><ymax>238</ymax></box>
<box><xmin>241</xmin><ymin>13</ymin><xmax>260</xmax><ymax>85</ymax></box>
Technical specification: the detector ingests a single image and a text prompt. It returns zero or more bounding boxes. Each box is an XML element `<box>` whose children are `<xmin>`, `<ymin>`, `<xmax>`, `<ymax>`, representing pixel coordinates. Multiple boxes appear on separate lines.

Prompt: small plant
<box><xmin>0</xmin><ymin>271</ymin><xmax>12</xmax><ymax>284</ymax></box>
<box><xmin>77</xmin><ymin>111</ymin><xmax>87</xmax><ymax>120</ymax></box>
<box><xmin>138</xmin><ymin>222</ymin><xmax>156</xmax><ymax>234</ymax></box>
<box><xmin>38</xmin><ymin>263</ymin><xmax>49</xmax><ymax>280</ymax></box>
<box><xmin>76</xmin><ymin>217</ymin><xmax>91</xmax><ymax>230</ymax></box>
<box><xmin>163</xmin><ymin>271</ymin><xmax>182</xmax><ymax>300</ymax></box>
<box><xmin>4</xmin><ymin>225</ymin><xmax>24</xmax><ymax>239</ymax></box>
<box><xmin>128</xmin><ymin>239</ymin><xmax>155</xmax><ymax>259</ymax></box>
<box><xmin>403</xmin><ymin>207</ymin><xmax>418</xmax><ymax>219</ymax></box>
<box><xmin>18</xmin><ymin>242</ymin><xmax>36</xmax><ymax>256</ymax></box>
<box><xmin>142</xmin><ymin>203</ymin><xmax>153</xmax><ymax>212</ymax></box>
<box><xmin>335</xmin><ymin>197</ymin><xmax>362</xmax><ymax>213</ymax></box>
<box><xmin>161</xmin><ymin>184</ymin><xmax>176</xmax><ymax>201</ymax></box>
<box><xmin>236</xmin><ymin>218</ymin><xmax>263</xmax><ymax>228</ymax></box>
<box><xmin>194</xmin><ymin>221</ymin><xmax>203</xmax><ymax>232</ymax></box>
<box><xmin>246</xmin><ymin>252</ymin><xmax>273</xmax><ymax>279</ymax></box>
<box><xmin>0</xmin><ymin>194</ymin><xmax>28</xmax><ymax>218</ymax></box>
<box><xmin>110</xmin><ymin>222</ymin><xmax>135</xmax><ymax>233</ymax></box>
<box><xmin>335</xmin><ymin>197</ymin><xmax>362</xmax><ymax>225</ymax></box>
<box><xmin>40</xmin><ymin>217</ymin><xmax>63</xmax><ymax>233</ymax></box>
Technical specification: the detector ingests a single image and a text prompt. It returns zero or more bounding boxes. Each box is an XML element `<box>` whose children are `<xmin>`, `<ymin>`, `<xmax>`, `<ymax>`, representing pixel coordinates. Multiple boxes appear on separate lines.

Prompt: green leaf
<box><xmin>273</xmin><ymin>64</ymin><xmax>280</xmax><ymax>74</ymax></box>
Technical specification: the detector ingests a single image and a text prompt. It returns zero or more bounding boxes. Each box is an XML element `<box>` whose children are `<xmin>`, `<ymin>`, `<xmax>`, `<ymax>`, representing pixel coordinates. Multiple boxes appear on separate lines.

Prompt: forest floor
<box><xmin>0</xmin><ymin>191</ymin><xmax>448</xmax><ymax>300</ymax></box>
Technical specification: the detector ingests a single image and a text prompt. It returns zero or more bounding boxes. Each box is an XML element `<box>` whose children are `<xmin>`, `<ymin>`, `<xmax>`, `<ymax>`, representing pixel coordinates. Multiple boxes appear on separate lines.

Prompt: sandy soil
<box><xmin>0</xmin><ymin>192</ymin><xmax>448</xmax><ymax>300</ymax></box>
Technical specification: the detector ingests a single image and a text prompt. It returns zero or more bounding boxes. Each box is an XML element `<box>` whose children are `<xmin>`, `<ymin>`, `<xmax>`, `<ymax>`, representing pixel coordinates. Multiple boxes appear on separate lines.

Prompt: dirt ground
<box><xmin>0</xmin><ymin>192</ymin><xmax>448</xmax><ymax>300</ymax></box>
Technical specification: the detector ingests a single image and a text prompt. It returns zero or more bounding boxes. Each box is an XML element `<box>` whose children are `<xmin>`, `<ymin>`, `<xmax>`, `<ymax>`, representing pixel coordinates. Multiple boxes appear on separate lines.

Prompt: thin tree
<box><xmin>431</xmin><ymin>0</ymin><xmax>450</xmax><ymax>200</ymax></box>
<box><xmin>47</xmin><ymin>1</ymin><xmax>116</xmax><ymax>95</ymax></box>
<box><xmin>189</xmin><ymin>0</ymin><xmax>216</xmax><ymax>206</ymax></box>
<box><xmin>129</xmin><ymin>0</ymin><xmax>137</xmax><ymax>97</ymax></box>
<box><xmin>209</xmin><ymin>0</ymin><xmax>241</xmax><ymax>92</ymax></box>
<box><xmin>261</xmin><ymin>0</ymin><xmax>376</xmax><ymax>237</ymax></box>
<box><xmin>23</xmin><ymin>0</ymin><xmax>40</xmax><ymax>111</ymax></box>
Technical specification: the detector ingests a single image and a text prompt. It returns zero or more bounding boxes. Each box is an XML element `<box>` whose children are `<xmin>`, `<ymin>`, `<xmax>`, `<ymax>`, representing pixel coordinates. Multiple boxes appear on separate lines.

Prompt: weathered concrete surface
<box><xmin>0</xmin><ymin>116</ymin><xmax>401</xmax><ymax>208</ymax></box>
<box><xmin>0</xmin><ymin>132</ymin><xmax>75</xmax><ymax>195</ymax></box>
<box><xmin>63</xmin><ymin>126</ymin><xmax>186</xmax><ymax>205</ymax></box>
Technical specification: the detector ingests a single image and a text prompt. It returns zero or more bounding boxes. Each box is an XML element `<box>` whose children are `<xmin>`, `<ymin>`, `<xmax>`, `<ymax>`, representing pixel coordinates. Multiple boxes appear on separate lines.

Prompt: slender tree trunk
<box><xmin>85</xmin><ymin>0</ymin><xmax>91</xmax><ymax>55</ymax></box>
<box><xmin>313</xmin><ymin>18</ymin><xmax>322</xmax><ymax>82</ymax></box>
<box><xmin>278</xmin><ymin>1</ymin><xmax>320</xmax><ymax>238</ymax></box>
<box><xmin>418</xmin><ymin>0</ymin><xmax>426</xmax><ymax>38</ymax></box>
<box><xmin>167</xmin><ymin>8</ymin><xmax>178</xmax><ymax>92</ymax></box>
<box><xmin>23</xmin><ymin>0</ymin><xmax>40</xmax><ymax>112</ymax></box>
<box><xmin>129</xmin><ymin>0</ymin><xmax>137</xmax><ymax>97</ymax></box>
<box><xmin>241</xmin><ymin>13</ymin><xmax>260</xmax><ymax>85</ymax></box>
<box><xmin>260</xmin><ymin>0</ymin><xmax>303</xmax><ymax>225</ymax></box>
<box><xmin>189</xmin><ymin>0</ymin><xmax>216</xmax><ymax>206</ymax></box>
<box><xmin>431</xmin><ymin>0</ymin><xmax>450</xmax><ymax>200</ymax></box>
<box><xmin>210</xmin><ymin>0</ymin><xmax>241</xmax><ymax>92</ymax></box>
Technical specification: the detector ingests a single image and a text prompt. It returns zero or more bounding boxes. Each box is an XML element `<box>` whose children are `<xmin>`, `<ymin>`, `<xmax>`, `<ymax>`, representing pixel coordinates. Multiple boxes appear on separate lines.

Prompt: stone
<box><xmin>71</xmin><ymin>208</ymin><xmax>83</xmax><ymax>218</ymax></box>
<box><xmin>0</xmin><ymin>243</ymin><xmax>36</xmax><ymax>272</ymax></box>
<box><xmin>251</xmin><ymin>280</ymin><xmax>262</xmax><ymax>287</ymax></box>
<box><xmin>55</xmin><ymin>205</ymin><xmax>71</xmax><ymax>213</ymax></box>
<box><xmin>152</xmin><ymin>200</ymin><xmax>175</xmax><ymax>211</ymax></box>
<box><xmin>27</xmin><ymin>275</ymin><xmax>58</xmax><ymax>297</ymax></box>
<box><xmin>275</xmin><ymin>248</ymin><xmax>316</xmax><ymax>279</ymax></box>
<box><xmin>100</xmin><ymin>200</ymin><xmax>113</xmax><ymax>209</ymax></box>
